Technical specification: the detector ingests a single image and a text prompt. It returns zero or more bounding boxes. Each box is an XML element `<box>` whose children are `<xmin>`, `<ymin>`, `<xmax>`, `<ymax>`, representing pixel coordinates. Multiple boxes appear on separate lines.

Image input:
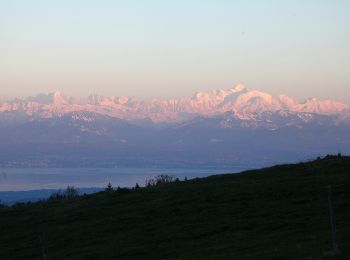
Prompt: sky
<box><xmin>0</xmin><ymin>0</ymin><xmax>349</xmax><ymax>102</ymax></box>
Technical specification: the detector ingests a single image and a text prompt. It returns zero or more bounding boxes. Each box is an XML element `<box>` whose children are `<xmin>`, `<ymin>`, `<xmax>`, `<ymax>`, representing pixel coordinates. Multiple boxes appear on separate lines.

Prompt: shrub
<box><xmin>116</xmin><ymin>186</ymin><xmax>130</xmax><ymax>194</ymax></box>
<box><xmin>145</xmin><ymin>174</ymin><xmax>175</xmax><ymax>187</ymax></box>
<box><xmin>49</xmin><ymin>190</ymin><xmax>65</xmax><ymax>200</ymax></box>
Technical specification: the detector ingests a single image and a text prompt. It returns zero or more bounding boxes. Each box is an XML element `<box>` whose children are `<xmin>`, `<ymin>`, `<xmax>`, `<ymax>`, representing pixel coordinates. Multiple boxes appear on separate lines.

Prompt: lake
<box><xmin>0</xmin><ymin>166</ymin><xmax>246</xmax><ymax>192</ymax></box>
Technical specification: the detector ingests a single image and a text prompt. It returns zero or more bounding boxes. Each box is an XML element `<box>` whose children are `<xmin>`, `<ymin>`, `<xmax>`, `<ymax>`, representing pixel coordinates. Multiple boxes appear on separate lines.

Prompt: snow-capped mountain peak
<box><xmin>0</xmin><ymin>85</ymin><xmax>348</xmax><ymax>123</ymax></box>
<box><xmin>52</xmin><ymin>91</ymin><xmax>70</xmax><ymax>106</ymax></box>
<box><xmin>229</xmin><ymin>84</ymin><xmax>247</xmax><ymax>93</ymax></box>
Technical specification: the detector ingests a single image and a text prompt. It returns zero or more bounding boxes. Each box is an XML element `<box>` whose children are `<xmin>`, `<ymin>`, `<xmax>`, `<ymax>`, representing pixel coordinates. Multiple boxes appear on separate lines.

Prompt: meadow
<box><xmin>1</xmin><ymin>155</ymin><xmax>350</xmax><ymax>259</ymax></box>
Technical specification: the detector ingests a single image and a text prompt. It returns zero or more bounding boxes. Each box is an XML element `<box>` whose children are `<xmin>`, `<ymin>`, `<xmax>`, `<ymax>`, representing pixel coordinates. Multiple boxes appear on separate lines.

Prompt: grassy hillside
<box><xmin>1</xmin><ymin>156</ymin><xmax>350</xmax><ymax>259</ymax></box>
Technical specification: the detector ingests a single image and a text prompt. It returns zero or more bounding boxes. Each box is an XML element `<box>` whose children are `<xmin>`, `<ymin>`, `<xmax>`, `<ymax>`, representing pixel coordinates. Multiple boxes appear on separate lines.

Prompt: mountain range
<box><xmin>1</xmin><ymin>85</ymin><xmax>349</xmax><ymax>124</ymax></box>
<box><xmin>0</xmin><ymin>85</ymin><xmax>349</xmax><ymax>168</ymax></box>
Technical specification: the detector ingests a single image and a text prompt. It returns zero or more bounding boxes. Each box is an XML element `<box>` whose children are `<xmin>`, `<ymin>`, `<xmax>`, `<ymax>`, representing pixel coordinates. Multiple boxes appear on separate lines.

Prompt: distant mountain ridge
<box><xmin>0</xmin><ymin>85</ymin><xmax>349</xmax><ymax>168</ymax></box>
<box><xmin>1</xmin><ymin>85</ymin><xmax>349</xmax><ymax>124</ymax></box>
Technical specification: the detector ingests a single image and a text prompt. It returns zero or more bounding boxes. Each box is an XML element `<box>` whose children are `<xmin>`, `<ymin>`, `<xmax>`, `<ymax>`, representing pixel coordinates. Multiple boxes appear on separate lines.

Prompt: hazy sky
<box><xmin>1</xmin><ymin>0</ymin><xmax>349</xmax><ymax>102</ymax></box>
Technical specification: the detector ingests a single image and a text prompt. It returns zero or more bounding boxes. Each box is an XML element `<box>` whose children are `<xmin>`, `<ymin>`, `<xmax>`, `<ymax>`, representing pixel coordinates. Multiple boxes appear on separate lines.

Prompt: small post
<box><xmin>39</xmin><ymin>234</ymin><xmax>50</xmax><ymax>260</ymax></box>
<box><xmin>327</xmin><ymin>185</ymin><xmax>339</xmax><ymax>254</ymax></box>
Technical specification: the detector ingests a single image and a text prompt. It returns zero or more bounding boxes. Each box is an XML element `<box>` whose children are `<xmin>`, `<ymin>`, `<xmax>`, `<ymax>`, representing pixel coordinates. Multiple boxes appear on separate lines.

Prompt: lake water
<box><xmin>0</xmin><ymin>167</ymin><xmax>245</xmax><ymax>192</ymax></box>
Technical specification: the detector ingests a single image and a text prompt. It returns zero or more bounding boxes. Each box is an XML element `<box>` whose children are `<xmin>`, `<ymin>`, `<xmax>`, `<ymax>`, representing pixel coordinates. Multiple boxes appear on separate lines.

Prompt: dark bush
<box><xmin>145</xmin><ymin>174</ymin><xmax>175</xmax><ymax>187</ymax></box>
<box><xmin>116</xmin><ymin>186</ymin><xmax>130</xmax><ymax>194</ymax></box>
<box><xmin>49</xmin><ymin>186</ymin><xmax>79</xmax><ymax>200</ymax></box>
<box><xmin>49</xmin><ymin>190</ymin><xmax>65</xmax><ymax>200</ymax></box>
<box><xmin>65</xmin><ymin>186</ymin><xmax>79</xmax><ymax>198</ymax></box>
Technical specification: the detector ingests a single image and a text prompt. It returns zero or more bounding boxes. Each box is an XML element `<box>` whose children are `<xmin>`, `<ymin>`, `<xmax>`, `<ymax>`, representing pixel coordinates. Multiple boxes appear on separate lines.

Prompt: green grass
<box><xmin>1</xmin><ymin>156</ymin><xmax>350</xmax><ymax>259</ymax></box>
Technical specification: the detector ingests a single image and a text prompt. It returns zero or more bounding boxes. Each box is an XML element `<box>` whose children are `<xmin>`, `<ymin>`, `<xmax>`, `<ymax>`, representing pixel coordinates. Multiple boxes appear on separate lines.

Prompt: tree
<box><xmin>64</xmin><ymin>186</ymin><xmax>79</xmax><ymax>198</ymax></box>
<box><xmin>49</xmin><ymin>190</ymin><xmax>64</xmax><ymax>200</ymax></box>
<box><xmin>49</xmin><ymin>186</ymin><xmax>79</xmax><ymax>200</ymax></box>
<box><xmin>145</xmin><ymin>174</ymin><xmax>175</xmax><ymax>187</ymax></box>
<box><xmin>105</xmin><ymin>182</ymin><xmax>113</xmax><ymax>192</ymax></box>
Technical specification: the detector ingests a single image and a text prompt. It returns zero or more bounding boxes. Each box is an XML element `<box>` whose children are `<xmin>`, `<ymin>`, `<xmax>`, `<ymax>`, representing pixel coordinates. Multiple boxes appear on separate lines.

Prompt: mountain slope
<box><xmin>1</xmin><ymin>111</ymin><xmax>349</xmax><ymax>168</ymax></box>
<box><xmin>1</xmin><ymin>156</ymin><xmax>350</xmax><ymax>259</ymax></box>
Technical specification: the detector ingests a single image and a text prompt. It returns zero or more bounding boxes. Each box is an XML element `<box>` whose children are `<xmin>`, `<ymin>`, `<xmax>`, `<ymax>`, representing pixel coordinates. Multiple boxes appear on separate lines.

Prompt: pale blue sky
<box><xmin>0</xmin><ymin>0</ymin><xmax>349</xmax><ymax>102</ymax></box>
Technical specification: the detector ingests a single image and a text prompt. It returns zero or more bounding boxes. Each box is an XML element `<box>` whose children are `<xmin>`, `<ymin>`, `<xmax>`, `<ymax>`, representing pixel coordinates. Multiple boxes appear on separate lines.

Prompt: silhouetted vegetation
<box><xmin>116</xmin><ymin>186</ymin><xmax>131</xmax><ymax>194</ymax></box>
<box><xmin>325</xmin><ymin>153</ymin><xmax>344</xmax><ymax>160</ymax></box>
<box><xmin>105</xmin><ymin>182</ymin><xmax>113</xmax><ymax>192</ymax></box>
<box><xmin>65</xmin><ymin>186</ymin><xmax>79</xmax><ymax>198</ymax></box>
<box><xmin>145</xmin><ymin>174</ymin><xmax>175</xmax><ymax>187</ymax></box>
<box><xmin>49</xmin><ymin>186</ymin><xmax>79</xmax><ymax>200</ymax></box>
